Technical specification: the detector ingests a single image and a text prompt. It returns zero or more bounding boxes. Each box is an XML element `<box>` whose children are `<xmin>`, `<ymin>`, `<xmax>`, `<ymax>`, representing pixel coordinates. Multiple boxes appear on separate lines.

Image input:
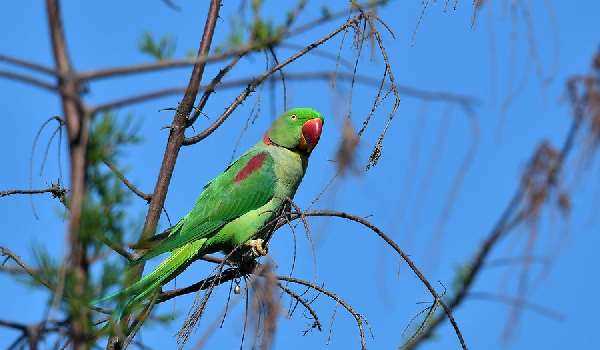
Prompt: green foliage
<box><xmin>139</xmin><ymin>31</ymin><xmax>176</xmax><ymax>60</ymax></box>
<box><xmin>84</xmin><ymin>113</ymin><xmax>140</xmax><ymax>247</ymax></box>
<box><xmin>251</xmin><ymin>18</ymin><xmax>277</xmax><ymax>48</ymax></box>
<box><xmin>214</xmin><ymin>0</ymin><xmax>308</xmax><ymax>53</ymax></box>
<box><xmin>19</xmin><ymin>114</ymin><xmax>143</xmax><ymax>302</ymax></box>
<box><xmin>214</xmin><ymin>16</ymin><xmax>246</xmax><ymax>54</ymax></box>
<box><xmin>30</xmin><ymin>243</ymin><xmax>60</xmax><ymax>288</ymax></box>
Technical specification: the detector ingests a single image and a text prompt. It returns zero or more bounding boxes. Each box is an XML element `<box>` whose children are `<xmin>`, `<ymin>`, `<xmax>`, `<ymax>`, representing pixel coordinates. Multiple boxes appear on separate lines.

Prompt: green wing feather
<box><xmin>135</xmin><ymin>149</ymin><xmax>276</xmax><ymax>263</ymax></box>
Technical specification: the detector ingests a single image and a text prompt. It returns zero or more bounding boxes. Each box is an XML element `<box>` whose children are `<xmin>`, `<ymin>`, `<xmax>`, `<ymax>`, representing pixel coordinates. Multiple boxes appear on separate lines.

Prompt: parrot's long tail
<box><xmin>93</xmin><ymin>238</ymin><xmax>208</xmax><ymax>320</ymax></box>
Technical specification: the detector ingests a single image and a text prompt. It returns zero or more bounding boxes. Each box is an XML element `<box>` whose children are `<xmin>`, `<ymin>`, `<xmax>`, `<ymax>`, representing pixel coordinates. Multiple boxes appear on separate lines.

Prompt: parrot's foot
<box><xmin>244</xmin><ymin>238</ymin><xmax>268</xmax><ymax>258</ymax></box>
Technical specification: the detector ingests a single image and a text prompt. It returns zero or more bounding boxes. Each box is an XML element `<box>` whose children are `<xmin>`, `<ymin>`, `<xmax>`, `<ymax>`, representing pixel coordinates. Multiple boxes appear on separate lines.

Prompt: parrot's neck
<box><xmin>262</xmin><ymin>133</ymin><xmax>312</xmax><ymax>157</ymax></box>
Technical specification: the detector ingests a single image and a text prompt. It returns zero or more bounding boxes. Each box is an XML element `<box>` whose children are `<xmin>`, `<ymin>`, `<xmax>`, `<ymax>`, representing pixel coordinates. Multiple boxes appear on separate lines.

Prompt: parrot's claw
<box><xmin>244</xmin><ymin>238</ymin><xmax>268</xmax><ymax>258</ymax></box>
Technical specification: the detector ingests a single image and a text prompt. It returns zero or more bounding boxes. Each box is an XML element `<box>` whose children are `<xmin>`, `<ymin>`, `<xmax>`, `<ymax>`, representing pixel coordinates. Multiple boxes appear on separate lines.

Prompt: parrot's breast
<box><xmin>268</xmin><ymin>145</ymin><xmax>306</xmax><ymax>199</ymax></box>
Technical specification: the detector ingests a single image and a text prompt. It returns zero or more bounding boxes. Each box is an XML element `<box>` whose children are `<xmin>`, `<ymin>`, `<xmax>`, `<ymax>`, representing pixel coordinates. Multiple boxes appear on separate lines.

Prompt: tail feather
<box><xmin>93</xmin><ymin>238</ymin><xmax>208</xmax><ymax>317</ymax></box>
<box><xmin>130</xmin><ymin>218</ymin><xmax>188</xmax><ymax>265</ymax></box>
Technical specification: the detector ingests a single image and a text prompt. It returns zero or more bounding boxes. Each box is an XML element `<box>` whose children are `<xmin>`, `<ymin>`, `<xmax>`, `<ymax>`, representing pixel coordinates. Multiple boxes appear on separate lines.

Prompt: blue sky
<box><xmin>1</xmin><ymin>1</ymin><xmax>599</xmax><ymax>349</ymax></box>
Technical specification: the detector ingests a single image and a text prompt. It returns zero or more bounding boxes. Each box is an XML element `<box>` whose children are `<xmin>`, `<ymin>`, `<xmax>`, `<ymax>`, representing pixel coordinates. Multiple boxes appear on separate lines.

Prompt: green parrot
<box><xmin>96</xmin><ymin>107</ymin><xmax>324</xmax><ymax>314</ymax></box>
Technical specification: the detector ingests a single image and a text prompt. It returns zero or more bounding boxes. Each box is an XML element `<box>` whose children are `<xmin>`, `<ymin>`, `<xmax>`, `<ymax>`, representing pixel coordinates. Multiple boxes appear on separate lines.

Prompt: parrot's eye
<box><xmin>290</xmin><ymin>114</ymin><xmax>297</xmax><ymax>121</ymax></box>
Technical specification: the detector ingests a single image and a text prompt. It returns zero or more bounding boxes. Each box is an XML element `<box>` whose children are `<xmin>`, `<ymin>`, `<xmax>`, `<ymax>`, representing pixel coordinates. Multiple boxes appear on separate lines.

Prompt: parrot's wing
<box><xmin>135</xmin><ymin>150</ymin><xmax>276</xmax><ymax>263</ymax></box>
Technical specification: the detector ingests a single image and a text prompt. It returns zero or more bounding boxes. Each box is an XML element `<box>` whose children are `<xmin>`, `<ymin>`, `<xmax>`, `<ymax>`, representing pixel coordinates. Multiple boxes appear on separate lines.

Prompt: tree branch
<box><xmin>291</xmin><ymin>210</ymin><xmax>468</xmax><ymax>350</ymax></box>
<box><xmin>0</xmin><ymin>184</ymin><xmax>67</xmax><ymax>203</ymax></box>
<box><xmin>102</xmin><ymin>159</ymin><xmax>152</xmax><ymax>202</ymax></box>
<box><xmin>183</xmin><ymin>14</ymin><xmax>365</xmax><ymax>146</ymax></box>
<box><xmin>46</xmin><ymin>0</ymin><xmax>90</xmax><ymax>348</ymax></box>
<box><xmin>278</xmin><ymin>282</ymin><xmax>323</xmax><ymax>332</ymax></box>
<box><xmin>0</xmin><ymin>69</ymin><xmax>58</xmax><ymax>92</ymax></box>
<box><xmin>75</xmin><ymin>1</ymin><xmax>386</xmax><ymax>83</ymax></box>
<box><xmin>278</xmin><ymin>275</ymin><xmax>367</xmax><ymax>349</ymax></box>
<box><xmin>0</xmin><ymin>53</ymin><xmax>60</xmax><ymax>76</ymax></box>
<box><xmin>90</xmin><ymin>71</ymin><xmax>477</xmax><ymax>114</ymax></box>
<box><xmin>467</xmin><ymin>292</ymin><xmax>565</xmax><ymax>321</ymax></box>
<box><xmin>153</xmin><ymin>207</ymin><xmax>468</xmax><ymax>349</ymax></box>
<box><xmin>187</xmin><ymin>54</ymin><xmax>245</xmax><ymax>127</ymax></box>
<box><xmin>157</xmin><ymin>264</ymin><xmax>249</xmax><ymax>304</ymax></box>
<box><xmin>0</xmin><ymin>246</ymin><xmax>53</xmax><ymax>291</ymax></box>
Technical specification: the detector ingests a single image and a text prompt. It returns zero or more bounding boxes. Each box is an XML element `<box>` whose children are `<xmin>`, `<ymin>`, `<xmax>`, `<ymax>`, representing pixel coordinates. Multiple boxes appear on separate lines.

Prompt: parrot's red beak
<box><xmin>300</xmin><ymin>118</ymin><xmax>323</xmax><ymax>152</ymax></box>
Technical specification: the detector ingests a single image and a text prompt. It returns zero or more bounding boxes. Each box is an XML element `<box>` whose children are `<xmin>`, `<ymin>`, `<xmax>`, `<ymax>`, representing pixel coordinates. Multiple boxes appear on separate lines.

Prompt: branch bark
<box><xmin>46</xmin><ymin>1</ymin><xmax>90</xmax><ymax>348</ymax></box>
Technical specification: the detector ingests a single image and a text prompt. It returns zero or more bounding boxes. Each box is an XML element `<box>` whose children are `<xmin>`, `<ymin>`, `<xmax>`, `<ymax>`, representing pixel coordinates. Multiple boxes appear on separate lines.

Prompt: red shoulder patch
<box><xmin>235</xmin><ymin>153</ymin><xmax>267</xmax><ymax>183</ymax></box>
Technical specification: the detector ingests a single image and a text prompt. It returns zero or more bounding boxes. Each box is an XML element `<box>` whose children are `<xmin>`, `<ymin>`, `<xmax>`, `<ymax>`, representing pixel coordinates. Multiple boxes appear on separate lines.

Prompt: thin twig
<box><xmin>102</xmin><ymin>159</ymin><xmax>152</xmax><ymax>202</ymax></box>
<box><xmin>467</xmin><ymin>292</ymin><xmax>565</xmax><ymax>321</ymax></box>
<box><xmin>187</xmin><ymin>54</ymin><xmax>245</xmax><ymax>127</ymax></box>
<box><xmin>278</xmin><ymin>276</ymin><xmax>367</xmax><ymax>350</ymax></box>
<box><xmin>76</xmin><ymin>1</ymin><xmax>388</xmax><ymax>82</ymax></box>
<box><xmin>291</xmin><ymin>210</ymin><xmax>468</xmax><ymax>350</ymax></box>
<box><xmin>0</xmin><ymin>54</ymin><xmax>59</xmax><ymax>76</ymax></box>
<box><xmin>0</xmin><ymin>184</ymin><xmax>67</xmax><ymax>201</ymax></box>
<box><xmin>46</xmin><ymin>1</ymin><xmax>90</xmax><ymax>346</ymax></box>
<box><xmin>90</xmin><ymin>71</ymin><xmax>477</xmax><ymax>114</ymax></box>
<box><xmin>277</xmin><ymin>283</ymin><xmax>323</xmax><ymax>332</ymax></box>
<box><xmin>0</xmin><ymin>246</ymin><xmax>53</xmax><ymax>291</ymax></box>
<box><xmin>0</xmin><ymin>69</ymin><xmax>57</xmax><ymax>92</ymax></box>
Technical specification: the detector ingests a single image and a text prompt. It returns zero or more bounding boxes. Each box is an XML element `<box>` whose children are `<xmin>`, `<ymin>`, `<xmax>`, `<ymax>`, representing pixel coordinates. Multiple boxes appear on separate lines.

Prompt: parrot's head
<box><xmin>265</xmin><ymin>107</ymin><xmax>324</xmax><ymax>154</ymax></box>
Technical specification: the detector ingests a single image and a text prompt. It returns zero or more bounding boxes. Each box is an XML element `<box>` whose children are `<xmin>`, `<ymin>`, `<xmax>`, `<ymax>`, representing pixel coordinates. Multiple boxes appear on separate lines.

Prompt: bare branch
<box><xmin>0</xmin><ymin>184</ymin><xmax>67</xmax><ymax>202</ymax></box>
<box><xmin>0</xmin><ymin>246</ymin><xmax>53</xmax><ymax>291</ymax></box>
<box><xmin>279</xmin><ymin>42</ymin><xmax>355</xmax><ymax>70</ymax></box>
<box><xmin>75</xmin><ymin>1</ymin><xmax>388</xmax><ymax>83</ymax></box>
<box><xmin>0</xmin><ymin>53</ymin><xmax>59</xmax><ymax>76</ymax></box>
<box><xmin>90</xmin><ymin>87</ymin><xmax>185</xmax><ymax>115</ymax></box>
<box><xmin>90</xmin><ymin>71</ymin><xmax>477</xmax><ymax>114</ymax></box>
<box><xmin>467</xmin><ymin>292</ymin><xmax>565</xmax><ymax>321</ymax></box>
<box><xmin>46</xmin><ymin>0</ymin><xmax>90</xmax><ymax>347</ymax></box>
<box><xmin>287</xmin><ymin>0</ymin><xmax>388</xmax><ymax>37</ymax></box>
<box><xmin>291</xmin><ymin>210</ymin><xmax>468</xmax><ymax>350</ymax></box>
<box><xmin>0</xmin><ymin>69</ymin><xmax>57</xmax><ymax>92</ymax></box>
<box><xmin>102</xmin><ymin>159</ymin><xmax>152</xmax><ymax>202</ymax></box>
<box><xmin>277</xmin><ymin>282</ymin><xmax>323</xmax><ymax>332</ymax></box>
<box><xmin>183</xmin><ymin>14</ymin><xmax>365</xmax><ymax>146</ymax></box>
<box><xmin>278</xmin><ymin>276</ymin><xmax>367</xmax><ymax>350</ymax></box>
<box><xmin>77</xmin><ymin>50</ymin><xmax>243</xmax><ymax>82</ymax></box>
<box><xmin>137</xmin><ymin>0</ymin><xmax>221</xmax><ymax>243</ymax></box>
<box><xmin>187</xmin><ymin>54</ymin><xmax>245</xmax><ymax>127</ymax></box>
<box><xmin>95</xmin><ymin>235</ymin><xmax>135</xmax><ymax>262</ymax></box>
<box><xmin>157</xmin><ymin>264</ymin><xmax>251</xmax><ymax>304</ymax></box>
<box><xmin>0</xmin><ymin>318</ymin><xmax>67</xmax><ymax>350</ymax></box>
